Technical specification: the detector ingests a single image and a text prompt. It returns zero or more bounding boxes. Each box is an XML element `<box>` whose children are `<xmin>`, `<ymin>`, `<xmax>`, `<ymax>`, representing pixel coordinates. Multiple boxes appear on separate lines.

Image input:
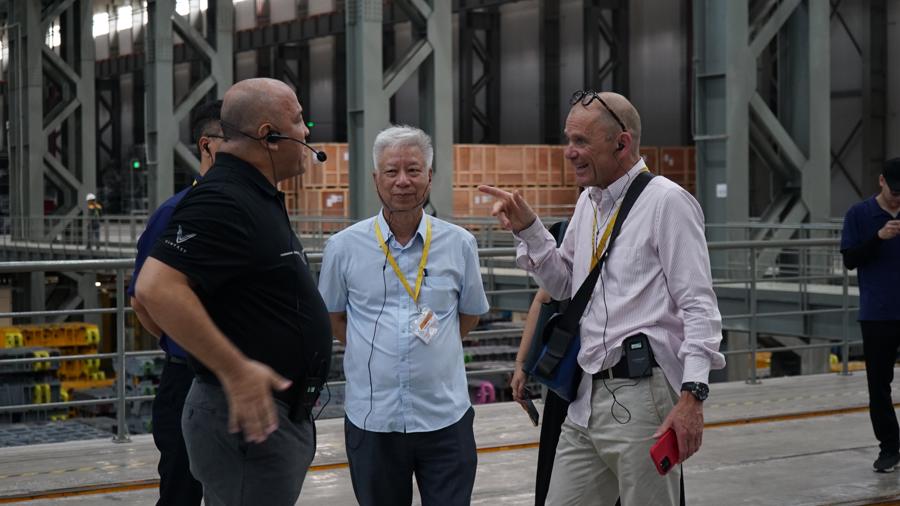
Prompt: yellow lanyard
<box><xmin>374</xmin><ymin>216</ymin><xmax>432</xmax><ymax>305</ymax></box>
<box><xmin>590</xmin><ymin>168</ymin><xmax>650</xmax><ymax>270</ymax></box>
<box><xmin>591</xmin><ymin>208</ymin><xmax>619</xmax><ymax>270</ymax></box>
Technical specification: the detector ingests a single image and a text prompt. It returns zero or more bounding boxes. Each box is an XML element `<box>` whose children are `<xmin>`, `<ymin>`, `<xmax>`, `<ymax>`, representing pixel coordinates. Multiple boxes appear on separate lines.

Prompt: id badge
<box><xmin>411</xmin><ymin>306</ymin><xmax>439</xmax><ymax>344</ymax></box>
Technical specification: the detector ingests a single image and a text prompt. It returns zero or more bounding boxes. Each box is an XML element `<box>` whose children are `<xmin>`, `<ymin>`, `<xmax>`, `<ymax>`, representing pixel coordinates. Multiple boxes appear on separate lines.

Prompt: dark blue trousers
<box><xmin>345</xmin><ymin>407</ymin><xmax>477</xmax><ymax>506</ymax></box>
<box><xmin>152</xmin><ymin>360</ymin><xmax>202</xmax><ymax>506</ymax></box>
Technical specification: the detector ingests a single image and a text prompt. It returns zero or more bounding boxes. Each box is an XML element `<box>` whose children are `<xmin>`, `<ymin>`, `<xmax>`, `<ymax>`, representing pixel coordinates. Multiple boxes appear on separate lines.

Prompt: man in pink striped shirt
<box><xmin>480</xmin><ymin>91</ymin><xmax>724</xmax><ymax>505</ymax></box>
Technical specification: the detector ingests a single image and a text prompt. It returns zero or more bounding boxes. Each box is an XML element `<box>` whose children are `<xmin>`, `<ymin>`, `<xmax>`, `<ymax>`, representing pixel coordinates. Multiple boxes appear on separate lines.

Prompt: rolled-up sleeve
<box><xmin>655</xmin><ymin>187</ymin><xmax>726</xmax><ymax>384</ymax></box>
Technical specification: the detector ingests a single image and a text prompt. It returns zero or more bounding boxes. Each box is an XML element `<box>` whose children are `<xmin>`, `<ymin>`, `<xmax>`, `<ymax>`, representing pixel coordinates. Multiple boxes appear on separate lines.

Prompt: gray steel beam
<box><xmin>458</xmin><ymin>8</ymin><xmax>500</xmax><ymax>143</ymax></box>
<box><xmin>860</xmin><ymin>0</ymin><xmax>887</xmax><ymax>196</ymax></box>
<box><xmin>9</xmin><ymin>0</ymin><xmax>94</xmax><ymax>235</ymax></box>
<box><xmin>334</xmin><ymin>23</ymin><xmax>348</xmax><ymax>141</ymax></box>
<box><xmin>583</xmin><ymin>0</ymin><xmax>628</xmax><ymax>94</ymax></box>
<box><xmin>417</xmin><ymin>0</ymin><xmax>453</xmax><ymax>217</ymax></box>
<box><xmin>346</xmin><ymin>0</ymin><xmax>452</xmax><ymax>219</ymax></box>
<box><xmin>145</xmin><ymin>0</ymin><xmax>176</xmax><ymax>210</ymax></box>
<box><xmin>96</xmin><ymin>78</ymin><xmax>123</xmax><ymax>172</ymax></box>
<box><xmin>694</xmin><ymin>0</ymin><xmax>829</xmax><ymax>226</ymax></box>
<box><xmin>801</xmin><ymin>1</ymin><xmax>830</xmax><ymax>223</ymax></box>
<box><xmin>8</xmin><ymin>0</ymin><xmax>44</xmax><ymax>232</ymax></box>
<box><xmin>95</xmin><ymin>1</ymin><xmax>525</xmax><ymax>80</ymax></box>
<box><xmin>145</xmin><ymin>0</ymin><xmax>233</xmax><ymax>209</ymax></box>
<box><xmin>8</xmin><ymin>0</ymin><xmax>95</xmax><ymax>316</ymax></box>
<box><xmin>347</xmin><ymin>0</ymin><xmax>389</xmax><ymax>218</ymax></box>
<box><xmin>539</xmin><ymin>0</ymin><xmax>561</xmax><ymax>145</ymax></box>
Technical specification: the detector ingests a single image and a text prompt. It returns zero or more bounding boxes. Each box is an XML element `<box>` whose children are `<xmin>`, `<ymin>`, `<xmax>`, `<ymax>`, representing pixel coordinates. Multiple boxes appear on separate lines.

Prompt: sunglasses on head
<box><xmin>569</xmin><ymin>90</ymin><xmax>627</xmax><ymax>133</ymax></box>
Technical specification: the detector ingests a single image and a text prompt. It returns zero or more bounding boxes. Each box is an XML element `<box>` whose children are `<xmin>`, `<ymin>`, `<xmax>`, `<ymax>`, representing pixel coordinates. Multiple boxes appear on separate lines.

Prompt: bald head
<box><xmin>221</xmin><ymin>78</ymin><xmax>298</xmax><ymax>139</ymax></box>
<box><xmin>586</xmin><ymin>92</ymin><xmax>642</xmax><ymax>155</ymax></box>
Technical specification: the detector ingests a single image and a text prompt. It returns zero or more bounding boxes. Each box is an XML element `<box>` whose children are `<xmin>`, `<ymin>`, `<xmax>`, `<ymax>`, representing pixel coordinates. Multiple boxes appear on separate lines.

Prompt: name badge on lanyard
<box><xmin>374</xmin><ymin>216</ymin><xmax>439</xmax><ymax>344</ymax></box>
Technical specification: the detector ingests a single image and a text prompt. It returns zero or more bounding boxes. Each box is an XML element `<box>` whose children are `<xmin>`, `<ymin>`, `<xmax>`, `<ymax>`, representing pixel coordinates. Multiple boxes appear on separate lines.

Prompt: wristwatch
<box><xmin>681</xmin><ymin>382</ymin><xmax>709</xmax><ymax>402</ymax></box>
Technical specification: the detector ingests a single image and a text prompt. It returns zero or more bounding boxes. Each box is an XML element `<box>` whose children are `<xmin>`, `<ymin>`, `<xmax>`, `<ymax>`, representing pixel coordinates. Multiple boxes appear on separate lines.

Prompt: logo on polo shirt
<box><xmin>176</xmin><ymin>225</ymin><xmax>197</xmax><ymax>244</ymax></box>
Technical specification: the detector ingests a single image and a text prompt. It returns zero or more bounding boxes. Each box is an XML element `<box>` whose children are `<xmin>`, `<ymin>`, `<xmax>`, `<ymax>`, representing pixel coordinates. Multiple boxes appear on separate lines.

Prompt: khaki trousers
<box><xmin>546</xmin><ymin>368</ymin><xmax>681</xmax><ymax>506</ymax></box>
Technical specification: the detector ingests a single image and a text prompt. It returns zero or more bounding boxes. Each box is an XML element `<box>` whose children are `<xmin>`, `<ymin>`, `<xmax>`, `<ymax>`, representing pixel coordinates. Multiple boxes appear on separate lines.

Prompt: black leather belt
<box><xmin>592</xmin><ymin>354</ymin><xmax>659</xmax><ymax>380</ymax></box>
<box><xmin>165</xmin><ymin>353</ymin><xmax>189</xmax><ymax>366</ymax></box>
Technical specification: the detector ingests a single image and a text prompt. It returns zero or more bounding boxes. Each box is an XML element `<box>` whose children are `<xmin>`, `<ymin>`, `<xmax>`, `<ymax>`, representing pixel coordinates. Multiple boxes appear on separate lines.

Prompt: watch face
<box><xmin>683</xmin><ymin>382</ymin><xmax>708</xmax><ymax>401</ymax></box>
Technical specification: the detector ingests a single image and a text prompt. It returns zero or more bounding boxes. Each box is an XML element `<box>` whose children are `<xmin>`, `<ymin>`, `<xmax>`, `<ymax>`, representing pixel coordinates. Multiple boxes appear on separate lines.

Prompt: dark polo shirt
<box><xmin>149</xmin><ymin>153</ymin><xmax>332</xmax><ymax>405</ymax></box>
<box><xmin>841</xmin><ymin>196</ymin><xmax>900</xmax><ymax>321</ymax></box>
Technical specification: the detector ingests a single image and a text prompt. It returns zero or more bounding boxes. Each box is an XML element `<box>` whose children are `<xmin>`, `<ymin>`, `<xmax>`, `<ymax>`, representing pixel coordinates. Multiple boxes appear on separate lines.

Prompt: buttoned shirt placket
<box><xmin>388</xmin><ymin>234</ymin><xmax>415</xmax><ymax>433</ymax></box>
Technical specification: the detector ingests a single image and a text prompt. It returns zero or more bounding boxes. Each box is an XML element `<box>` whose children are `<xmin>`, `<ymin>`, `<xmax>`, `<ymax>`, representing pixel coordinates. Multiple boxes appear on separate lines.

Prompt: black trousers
<box><xmin>152</xmin><ymin>360</ymin><xmax>203</xmax><ymax>506</ymax></box>
<box><xmin>345</xmin><ymin>408</ymin><xmax>477</xmax><ymax>506</ymax></box>
<box><xmin>862</xmin><ymin>320</ymin><xmax>900</xmax><ymax>455</ymax></box>
<box><xmin>535</xmin><ymin>391</ymin><xmax>568</xmax><ymax>506</ymax></box>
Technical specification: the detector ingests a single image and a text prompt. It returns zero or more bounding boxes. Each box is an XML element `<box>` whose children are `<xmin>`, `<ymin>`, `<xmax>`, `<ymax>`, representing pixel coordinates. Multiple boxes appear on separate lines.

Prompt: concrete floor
<box><xmin>2</xmin><ymin>370</ymin><xmax>899</xmax><ymax>505</ymax></box>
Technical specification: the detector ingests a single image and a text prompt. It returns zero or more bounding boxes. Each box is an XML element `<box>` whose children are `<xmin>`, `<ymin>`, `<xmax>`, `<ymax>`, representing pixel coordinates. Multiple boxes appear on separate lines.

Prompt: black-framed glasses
<box><xmin>202</xmin><ymin>133</ymin><xmax>226</xmax><ymax>140</ymax></box>
<box><xmin>569</xmin><ymin>90</ymin><xmax>627</xmax><ymax>133</ymax></box>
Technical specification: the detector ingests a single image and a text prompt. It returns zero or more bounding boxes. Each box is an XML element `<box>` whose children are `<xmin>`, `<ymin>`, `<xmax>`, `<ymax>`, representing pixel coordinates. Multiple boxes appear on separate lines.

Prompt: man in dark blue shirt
<box><xmin>130</xmin><ymin>100</ymin><xmax>223</xmax><ymax>505</ymax></box>
<box><xmin>841</xmin><ymin>157</ymin><xmax>900</xmax><ymax>473</ymax></box>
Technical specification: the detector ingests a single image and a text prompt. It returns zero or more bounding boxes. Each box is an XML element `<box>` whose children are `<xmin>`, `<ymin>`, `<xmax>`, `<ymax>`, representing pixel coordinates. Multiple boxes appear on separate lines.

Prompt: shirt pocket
<box><xmin>420</xmin><ymin>275</ymin><xmax>458</xmax><ymax>318</ymax></box>
<box><xmin>607</xmin><ymin>245</ymin><xmax>655</xmax><ymax>296</ymax></box>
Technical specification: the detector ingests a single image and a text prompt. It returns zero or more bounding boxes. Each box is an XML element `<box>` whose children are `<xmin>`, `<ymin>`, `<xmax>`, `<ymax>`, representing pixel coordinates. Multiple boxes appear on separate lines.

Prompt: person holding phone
<box><xmin>511</xmin><ymin>220</ymin><xmax>572</xmax><ymax>506</ymax></box>
<box><xmin>841</xmin><ymin>158</ymin><xmax>900</xmax><ymax>473</ymax></box>
<box><xmin>479</xmin><ymin>91</ymin><xmax>724</xmax><ymax>506</ymax></box>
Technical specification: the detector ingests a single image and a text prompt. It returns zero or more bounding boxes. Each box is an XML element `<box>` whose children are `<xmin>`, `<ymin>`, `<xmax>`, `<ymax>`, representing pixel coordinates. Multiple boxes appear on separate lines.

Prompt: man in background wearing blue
<box><xmin>129</xmin><ymin>100</ymin><xmax>223</xmax><ymax>505</ymax></box>
<box><xmin>841</xmin><ymin>158</ymin><xmax>900</xmax><ymax>473</ymax></box>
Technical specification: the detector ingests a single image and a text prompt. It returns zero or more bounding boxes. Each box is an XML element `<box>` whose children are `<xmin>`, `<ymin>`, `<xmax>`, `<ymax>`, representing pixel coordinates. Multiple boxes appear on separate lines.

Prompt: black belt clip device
<box><xmin>623</xmin><ymin>333</ymin><xmax>654</xmax><ymax>379</ymax></box>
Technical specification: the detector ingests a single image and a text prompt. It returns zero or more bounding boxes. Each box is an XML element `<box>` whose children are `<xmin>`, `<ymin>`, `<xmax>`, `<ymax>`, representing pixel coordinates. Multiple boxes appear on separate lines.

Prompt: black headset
<box><xmin>265</xmin><ymin>132</ymin><xmax>328</xmax><ymax>162</ymax></box>
<box><xmin>219</xmin><ymin>120</ymin><xmax>328</xmax><ymax>162</ymax></box>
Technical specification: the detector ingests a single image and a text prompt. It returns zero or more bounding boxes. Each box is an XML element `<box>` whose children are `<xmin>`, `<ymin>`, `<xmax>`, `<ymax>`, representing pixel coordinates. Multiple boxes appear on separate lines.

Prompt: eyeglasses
<box><xmin>202</xmin><ymin>133</ymin><xmax>226</xmax><ymax>140</ymax></box>
<box><xmin>569</xmin><ymin>90</ymin><xmax>627</xmax><ymax>133</ymax></box>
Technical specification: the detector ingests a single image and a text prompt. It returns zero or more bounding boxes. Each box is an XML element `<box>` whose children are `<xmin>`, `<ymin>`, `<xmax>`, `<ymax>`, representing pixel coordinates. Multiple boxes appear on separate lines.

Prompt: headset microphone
<box><xmin>266</xmin><ymin>133</ymin><xmax>328</xmax><ymax>162</ymax></box>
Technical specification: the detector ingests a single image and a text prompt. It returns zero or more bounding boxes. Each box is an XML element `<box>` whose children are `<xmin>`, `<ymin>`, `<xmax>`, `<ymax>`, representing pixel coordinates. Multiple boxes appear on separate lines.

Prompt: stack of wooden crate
<box><xmin>277</xmin><ymin>143</ymin><xmax>696</xmax><ymax>221</ymax></box>
<box><xmin>453</xmin><ymin>144</ymin><xmax>579</xmax><ymax>218</ymax></box>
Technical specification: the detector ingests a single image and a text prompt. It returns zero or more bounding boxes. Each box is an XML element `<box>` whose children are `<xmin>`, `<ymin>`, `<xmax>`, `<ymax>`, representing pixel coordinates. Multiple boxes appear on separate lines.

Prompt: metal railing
<box><xmin>0</xmin><ymin>238</ymin><xmax>859</xmax><ymax>443</ymax></box>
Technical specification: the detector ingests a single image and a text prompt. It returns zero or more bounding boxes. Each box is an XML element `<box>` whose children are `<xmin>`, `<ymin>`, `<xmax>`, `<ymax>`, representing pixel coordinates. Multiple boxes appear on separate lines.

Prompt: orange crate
<box><xmin>321</xmin><ymin>189</ymin><xmax>348</xmax><ymax>217</ymax></box>
<box><xmin>549</xmin><ymin>146</ymin><xmax>567</xmax><ymax>185</ymax></box>
<box><xmin>659</xmin><ymin>147</ymin><xmax>690</xmax><ymax>187</ymax></box>
<box><xmin>453</xmin><ymin>187</ymin><xmax>471</xmax><ymax>216</ymax></box>
<box><xmin>640</xmin><ymin>146</ymin><xmax>659</xmax><ymax>171</ymax></box>
<box><xmin>453</xmin><ymin>144</ymin><xmax>478</xmax><ymax>186</ymax></box>
<box><xmin>337</xmin><ymin>144</ymin><xmax>350</xmax><ymax>186</ymax></box>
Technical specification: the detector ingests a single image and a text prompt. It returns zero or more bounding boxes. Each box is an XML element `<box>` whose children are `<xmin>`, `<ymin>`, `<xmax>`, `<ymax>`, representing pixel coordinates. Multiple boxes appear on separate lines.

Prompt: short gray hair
<box><xmin>372</xmin><ymin>125</ymin><xmax>434</xmax><ymax>171</ymax></box>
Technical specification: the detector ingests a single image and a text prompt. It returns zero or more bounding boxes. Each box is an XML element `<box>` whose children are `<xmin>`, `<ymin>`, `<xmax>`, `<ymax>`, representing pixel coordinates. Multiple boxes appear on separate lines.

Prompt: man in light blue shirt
<box><xmin>318</xmin><ymin>125</ymin><xmax>489</xmax><ymax>506</ymax></box>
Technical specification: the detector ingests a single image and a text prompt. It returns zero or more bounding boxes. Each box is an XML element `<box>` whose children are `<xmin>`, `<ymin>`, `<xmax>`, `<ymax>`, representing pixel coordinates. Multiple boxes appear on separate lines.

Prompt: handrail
<box><xmin>0</xmin><ymin>237</ymin><xmax>857</xmax><ymax>443</ymax></box>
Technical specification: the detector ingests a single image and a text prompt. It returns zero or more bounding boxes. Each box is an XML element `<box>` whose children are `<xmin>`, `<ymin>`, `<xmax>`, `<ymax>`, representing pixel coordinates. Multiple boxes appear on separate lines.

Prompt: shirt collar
<box><xmin>375</xmin><ymin>209</ymin><xmax>428</xmax><ymax>249</ymax></box>
<box><xmin>213</xmin><ymin>152</ymin><xmax>279</xmax><ymax>197</ymax></box>
<box><xmin>588</xmin><ymin>157</ymin><xmax>647</xmax><ymax>203</ymax></box>
<box><xmin>866</xmin><ymin>195</ymin><xmax>897</xmax><ymax>218</ymax></box>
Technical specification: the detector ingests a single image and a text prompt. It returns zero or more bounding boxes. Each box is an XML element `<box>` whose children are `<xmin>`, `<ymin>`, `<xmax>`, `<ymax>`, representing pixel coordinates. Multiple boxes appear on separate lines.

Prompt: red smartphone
<box><xmin>649</xmin><ymin>428</ymin><xmax>679</xmax><ymax>475</ymax></box>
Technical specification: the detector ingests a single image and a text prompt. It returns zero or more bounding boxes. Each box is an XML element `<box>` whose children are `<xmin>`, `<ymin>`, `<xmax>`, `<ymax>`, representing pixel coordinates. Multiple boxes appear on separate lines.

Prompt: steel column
<box><xmin>539</xmin><ymin>0</ymin><xmax>561</xmax><ymax>145</ymax></box>
<box><xmin>145</xmin><ymin>0</ymin><xmax>176</xmax><ymax>210</ymax></box>
<box><xmin>860</xmin><ymin>0</ymin><xmax>887</xmax><ymax>196</ymax></box>
<box><xmin>458</xmin><ymin>8</ymin><xmax>500</xmax><ymax>143</ymax></box>
<box><xmin>583</xmin><ymin>0</ymin><xmax>628</xmax><ymax>94</ymax></box>
<box><xmin>145</xmin><ymin>0</ymin><xmax>233</xmax><ymax>210</ymax></box>
<box><xmin>346</xmin><ymin>0</ymin><xmax>452</xmax><ymax>219</ymax></box>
